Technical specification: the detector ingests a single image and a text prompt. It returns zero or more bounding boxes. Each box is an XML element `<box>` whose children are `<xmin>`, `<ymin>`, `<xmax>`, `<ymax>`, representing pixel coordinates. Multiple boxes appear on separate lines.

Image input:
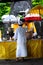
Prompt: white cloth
<box><xmin>32</xmin><ymin>32</ymin><xmax>37</xmax><ymax>37</ymax></box>
<box><xmin>14</xmin><ymin>26</ymin><xmax>27</xmax><ymax>57</ymax></box>
<box><xmin>0</xmin><ymin>38</ymin><xmax>2</xmax><ymax>42</ymax></box>
<box><xmin>17</xmin><ymin>17</ymin><xmax>23</xmax><ymax>25</ymax></box>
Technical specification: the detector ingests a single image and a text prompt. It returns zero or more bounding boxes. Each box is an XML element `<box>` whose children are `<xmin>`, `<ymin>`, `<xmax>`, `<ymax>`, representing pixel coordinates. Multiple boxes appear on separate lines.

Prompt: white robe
<box><xmin>14</xmin><ymin>26</ymin><xmax>27</xmax><ymax>57</ymax></box>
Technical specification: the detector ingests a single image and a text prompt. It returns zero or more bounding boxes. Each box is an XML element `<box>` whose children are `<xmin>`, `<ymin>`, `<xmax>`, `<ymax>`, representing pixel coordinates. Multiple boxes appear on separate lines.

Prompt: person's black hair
<box><xmin>20</xmin><ymin>18</ymin><xmax>25</xmax><ymax>22</ymax></box>
<box><xmin>19</xmin><ymin>24</ymin><xmax>23</xmax><ymax>26</ymax></box>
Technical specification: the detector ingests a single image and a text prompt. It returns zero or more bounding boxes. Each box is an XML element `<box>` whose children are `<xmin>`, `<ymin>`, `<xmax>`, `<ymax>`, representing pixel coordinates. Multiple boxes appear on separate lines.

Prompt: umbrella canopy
<box><xmin>2</xmin><ymin>15</ymin><xmax>18</xmax><ymax>23</ymax></box>
<box><xmin>2</xmin><ymin>15</ymin><xmax>9</xmax><ymax>19</ymax></box>
<box><xmin>29</xmin><ymin>5</ymin><xmax>43</xmax><ymax>15</ymax></box>
<box><xmin>24</xmin><ymin>13</ymin><xmax>42</xmax><ymax>21</ymax></box>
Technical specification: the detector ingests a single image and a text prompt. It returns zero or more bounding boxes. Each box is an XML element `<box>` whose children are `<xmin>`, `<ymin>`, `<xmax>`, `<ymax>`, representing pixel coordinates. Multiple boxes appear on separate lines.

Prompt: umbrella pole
<box><xmin>9</xmin><ymin>22</ymin><xmax>11</xmax><ymax>27</ymax></box>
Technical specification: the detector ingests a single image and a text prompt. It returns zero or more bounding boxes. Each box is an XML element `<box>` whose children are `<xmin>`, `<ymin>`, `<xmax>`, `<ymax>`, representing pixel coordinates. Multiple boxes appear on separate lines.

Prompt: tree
<box><xmin>32</xmin><ymin>0</ymin><xmax>43</xmax><ymax>7</ymax></box>
<box><xmin>0</xmin><ymin>2</ymin><xmax>11</xmax><ymax>21</ymax></box>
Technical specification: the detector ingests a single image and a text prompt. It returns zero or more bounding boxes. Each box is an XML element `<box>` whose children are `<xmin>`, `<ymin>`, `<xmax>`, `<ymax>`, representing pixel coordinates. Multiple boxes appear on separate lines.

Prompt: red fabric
<box><xmin>24</xmin><ymin>17</ymin><xmax>42</xmax><ymax>21</ymax></box>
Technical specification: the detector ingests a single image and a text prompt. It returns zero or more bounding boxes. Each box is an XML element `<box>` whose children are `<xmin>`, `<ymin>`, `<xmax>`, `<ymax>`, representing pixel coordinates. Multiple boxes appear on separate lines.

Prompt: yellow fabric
<box><xmin>29</xmin><ymin>5</ymin><xmax>43</xmax><ymax>15</ymax></box>
<box><xmin>29</xmin><ymin>9</ymin><xmax>39</xmax><ymax>14</ymax></box>
<box><xmin>0</xmin><ymin>40</ymin><xmax>43</xmax><ymax>59</ymax></box>
<box><xmin>27</xmin><ymin>22</ymin><xmax>36</xmax><ymax>32</ymax></box>
<box><xmin>11</xmin><ymin>22</ymin><xmax>36</xmax><ymax>33</ymax></box>
<box><xmin>0</xmin><ymin>30</ymin><xmax>1</xmax><ymax>38</ymax></box>
<box><xmin>23</xmin><ymin>22</ymin><xmax>37</xmax><ymax>33</ymax></box>
<box><xmin>11</xmin><ymin>24</ymin><xmax>19</xmax><ymax>32</ymax></box>
<box><xmin>0</xmin><ymin>45</ymin><xmax>5</xmax><ymax>58</ymax></box>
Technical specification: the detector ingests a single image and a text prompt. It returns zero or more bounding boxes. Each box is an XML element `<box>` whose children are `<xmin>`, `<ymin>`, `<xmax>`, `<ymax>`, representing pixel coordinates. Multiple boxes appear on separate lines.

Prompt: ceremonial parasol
<box><xmin>2</xmin><ymin>15</ymin><xmax>18</xmax><ymax>23</ymax></box>
<box><xmin>29</xmin><ymin>5</ymin><xmax>43</xmax><ymax>15</ymax></box>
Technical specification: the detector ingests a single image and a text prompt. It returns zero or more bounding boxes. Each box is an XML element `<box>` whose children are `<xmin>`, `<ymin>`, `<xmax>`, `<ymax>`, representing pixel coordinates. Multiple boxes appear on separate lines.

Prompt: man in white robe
<box><xmin>14</xmin><ymin>19</ymin><xmax>27</xmax><ymax>61</ymax></box>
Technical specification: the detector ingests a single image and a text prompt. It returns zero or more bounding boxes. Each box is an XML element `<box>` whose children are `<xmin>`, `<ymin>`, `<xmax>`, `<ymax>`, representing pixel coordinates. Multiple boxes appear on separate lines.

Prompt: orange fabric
<box><xmin>23</xmin><ymin>22</ymin><xmax>37</xmax><ymax>33</ymax></box>
<box><xmin>11</xmin><ymin>24</ymin><xmax>19</xmax><ymax>32</ymax></box>
<box><xmin>11</xmin><ymin>22</ymin><xmax>37</xmax><ymax>33</ymax></box>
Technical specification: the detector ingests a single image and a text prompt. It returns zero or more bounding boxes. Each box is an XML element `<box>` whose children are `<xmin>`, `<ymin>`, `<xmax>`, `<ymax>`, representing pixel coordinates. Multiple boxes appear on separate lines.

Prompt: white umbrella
<box><xmin>2</xmin><ymin>15</ymin><xmax>18</xmax><ymax>23</ymax></box>
<box><xmin>2</xmin><ymin>15</ymin><xmax>9</xmax><ymax>19</ymax></box>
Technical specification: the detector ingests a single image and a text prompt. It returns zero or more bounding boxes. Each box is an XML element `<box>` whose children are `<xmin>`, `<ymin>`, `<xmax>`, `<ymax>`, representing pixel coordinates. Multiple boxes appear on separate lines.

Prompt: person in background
<box><xmin>13</xmin><ymin>19</ymin><xmax>28</xmax><ymax>62</ymax></box>
<box><xmin>7</xmin><ymin>27</ymin><xmax>14</xmax><ymax>40</ymax></box>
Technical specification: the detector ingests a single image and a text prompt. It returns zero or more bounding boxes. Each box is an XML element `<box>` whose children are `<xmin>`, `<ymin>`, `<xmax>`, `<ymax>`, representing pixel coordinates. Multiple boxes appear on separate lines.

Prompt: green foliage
<box><xmin>0</xmin><ymin>2</ymin><xmax>11</xmax><ymax>21</ymax></box>
<box><xmin>18</xmin><ymin>14</ymin><xmax>24</xmax><ymax>19</ymax></box>
<box><xmin>32</xmin><ymin>0</ymin><xmax>43</xmax><ymax>7</ymax></box>
<box><xmin>40</xmin><ymin>0</ymin><xmax>43</xmax><ymax>6</ymax></box>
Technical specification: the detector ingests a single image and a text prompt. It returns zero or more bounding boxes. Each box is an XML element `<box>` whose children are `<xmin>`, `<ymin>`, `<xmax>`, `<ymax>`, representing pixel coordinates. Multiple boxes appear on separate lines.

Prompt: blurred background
<box><xmin>0</xmin><ymin>0</ymin><xmax>43</xmax><ymax>39</ymax></box>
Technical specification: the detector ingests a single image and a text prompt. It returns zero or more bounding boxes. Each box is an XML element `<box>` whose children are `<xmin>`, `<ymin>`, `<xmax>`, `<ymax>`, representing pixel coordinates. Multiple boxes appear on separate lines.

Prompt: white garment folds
<box><xmin>14</xmin><ymin>26</ymin><xmax>27</xmax><ymax>57</ymax></box>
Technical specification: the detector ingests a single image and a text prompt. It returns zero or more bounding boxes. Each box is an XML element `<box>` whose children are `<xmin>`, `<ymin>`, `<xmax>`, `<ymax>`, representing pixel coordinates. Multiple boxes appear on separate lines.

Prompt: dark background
<box><xmin>0</xmin><ymin>0</ymin><xmax>26</xmax><ymax>2</ymax></box>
